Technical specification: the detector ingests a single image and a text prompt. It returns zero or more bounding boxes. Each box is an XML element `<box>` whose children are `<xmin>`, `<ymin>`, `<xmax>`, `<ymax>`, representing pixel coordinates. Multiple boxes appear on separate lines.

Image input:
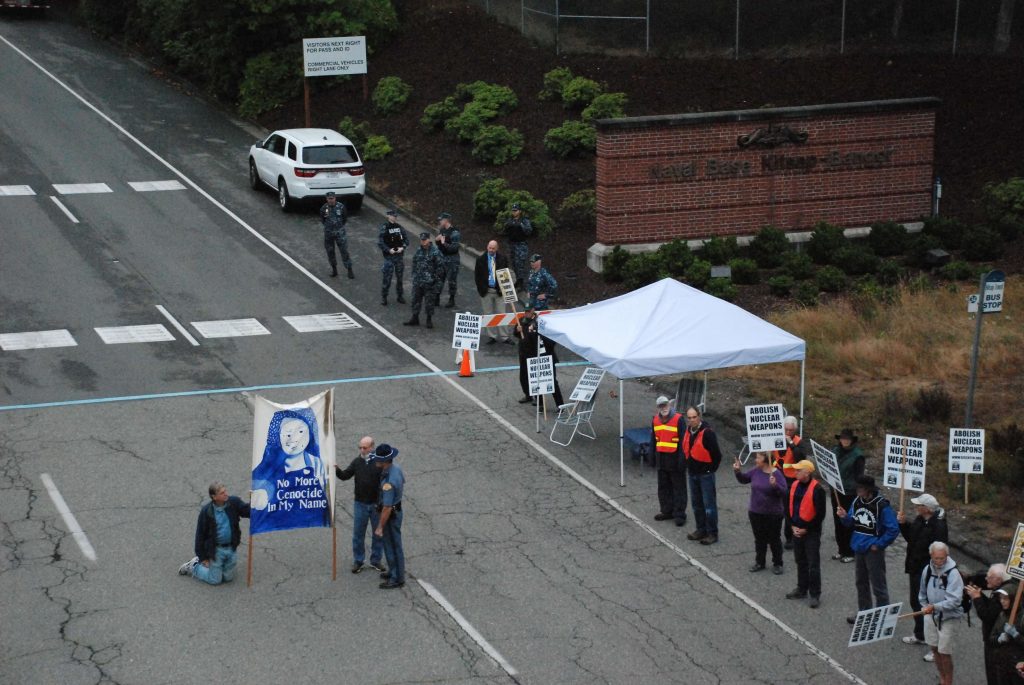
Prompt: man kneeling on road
<box><xmin>178</xmin><ymin>482</ymin><xmax>250</xmax><ymax>585</ymax></box>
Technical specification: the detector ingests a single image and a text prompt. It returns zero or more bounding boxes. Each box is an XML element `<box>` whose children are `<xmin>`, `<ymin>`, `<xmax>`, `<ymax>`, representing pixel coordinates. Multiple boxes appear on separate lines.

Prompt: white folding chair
<box><xmin>549</xmin><ymin>397</ymin><xmax>597</xmax><ymax>446</ymax></box>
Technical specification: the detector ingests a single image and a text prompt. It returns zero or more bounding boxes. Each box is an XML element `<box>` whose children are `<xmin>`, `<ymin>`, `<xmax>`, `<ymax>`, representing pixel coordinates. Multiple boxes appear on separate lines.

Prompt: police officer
<box><xmin>320</xmin><ymin>192</ymin><xmax>353</xmax><ymax>279</ymax></box>
<box><xmin>503</xmin><ymin>202</ymin><xmax>533</xmax><ymax>288</ymax></box>
<box><xmin>370</xmin><ymin>444</ymin><xmax>405</xmax><ymax>589</ymax></box>
<box><xmin>404</xmin><ymin>232</ymin><xmax>442</xmax><ymax>329</ymax></box>
<box><xmin>434</xmin><ymin>211</ymin><xmax>461</xmax><ymax>308</ymax></box>
<box><xmin>377</xmin><ymin>208</ymin><xmax>408</xmax><ymax>306</ymax></box>
<box><xmin>526</xmin><ymin>254</ymin><xmax>558</xmax><ymax>310</ymax></box>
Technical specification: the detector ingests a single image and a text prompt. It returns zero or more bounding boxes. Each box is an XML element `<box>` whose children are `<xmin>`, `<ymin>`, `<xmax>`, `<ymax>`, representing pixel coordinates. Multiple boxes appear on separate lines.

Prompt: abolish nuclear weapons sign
<box><xmin>883</xmin><ymin>434</ymin><xmax>927</xmax><ymax>492</ymax></box>
<box><xmin>744</xmin><ymin>404</ymin><xmax>785</xmax><ymax>453</ymax></box>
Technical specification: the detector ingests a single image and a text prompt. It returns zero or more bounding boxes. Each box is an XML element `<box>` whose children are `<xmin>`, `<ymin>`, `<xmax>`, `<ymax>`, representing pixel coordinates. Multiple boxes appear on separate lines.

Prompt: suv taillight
<box><xmin>348</xmin><ymin>166</ymin><xmax>365</xmax><ymax>176</ymax></box>
<box><xmin>294</xmin><ymin>168</ymin><xmax>317</xmax><ymax>178</ymax></box>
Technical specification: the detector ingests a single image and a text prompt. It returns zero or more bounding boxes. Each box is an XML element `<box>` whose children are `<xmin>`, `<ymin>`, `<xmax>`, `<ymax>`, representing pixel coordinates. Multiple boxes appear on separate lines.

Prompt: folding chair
<box><xmin>549</xmin><ymin>397</ymin><xmax>597</xmax><ymax>446</ymax></box>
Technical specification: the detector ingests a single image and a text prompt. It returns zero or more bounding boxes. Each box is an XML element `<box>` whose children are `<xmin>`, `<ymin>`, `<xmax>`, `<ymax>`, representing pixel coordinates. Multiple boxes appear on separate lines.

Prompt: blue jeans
<box><xmin>379</xmin><ymin>510</ymin><xmax>404</xmax><ymax>583</ymax></box>
<box><xmin>688</xmin><ymin>472</ymin><xmax>718</xmax><ymax>537</ymax></box>
<box><xmin>352</xmin><ymin>501</ymin><xmax>383</xmax><ymax>565</ymax></box>
<box><xmin>192</xmin><ymin>546</ymin><xmax>237</xmax><ymax>585</ymax></box>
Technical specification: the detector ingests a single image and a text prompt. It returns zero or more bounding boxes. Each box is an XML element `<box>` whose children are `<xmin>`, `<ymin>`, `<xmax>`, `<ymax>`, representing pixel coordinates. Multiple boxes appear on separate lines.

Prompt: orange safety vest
<box><xmin>652</xmin><ymin>413</ymin><xmax>682</xmax><ymax>453</ymax></box>
<box><xmin>775</xmin><ymin>434</ymin><xmax>803</xmax><ymax>477</ymax></box>
<box><xmin>682</xmin><ymin>426</ymin><xmax>713</xmax><ymax>463</ymax></box>
<box><xmin>789</xmin><ymin>478</ymin><xmax>819</xmax><ymax>523</ymax></box>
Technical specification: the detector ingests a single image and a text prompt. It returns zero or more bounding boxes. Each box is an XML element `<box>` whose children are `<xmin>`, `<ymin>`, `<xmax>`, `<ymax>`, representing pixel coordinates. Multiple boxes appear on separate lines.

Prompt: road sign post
<box><xmin>301</xmin><ymin>36</ymin><xmax>367</xmax><ymax>125</ymax></box>
<box><xmin>964</xmin><ymin>269</ymin><xmax>1005</xmax><ymax>502</ymax></box>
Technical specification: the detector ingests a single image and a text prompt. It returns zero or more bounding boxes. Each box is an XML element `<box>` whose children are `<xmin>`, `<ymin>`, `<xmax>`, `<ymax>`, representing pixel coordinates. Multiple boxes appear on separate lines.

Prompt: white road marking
<box><xmin>0</xmin><ymin>185</ymin><xmax>35</xmax><ymax>196</ymax></box>
<box><xmin>282</xmin><ymin>313</ymin><xmax>361</xmax><ymax>333</ymax></box>
<box><xmin>418</xmin><ymin>580</ymin><xmax>518</xmax><ymax>678</ymax></box>
<box><xmin>49</xmin><ymin>196</ymin><xmax>79</xmax><ymax>223</ymax></box>
<box><xmin>191</xmin><ymin>318</ymin><xmax>270</xmax><ymax>339</ymax></box>
<box><xmin>40</xmin><ymin>473</ymin><xmax>97</xmax><ymax>562</ymax></box>
<box><xmin>127</xmin><ymin>180</ymin><xmax>186</xmax><ymax>192</ymax></box>
<box><xmin>52</xmin><ymin>182</ymin><xmax>112</xmax><ymax>195</ymax></box>
<box><xmin>94</xmin><ymin>324</ymin><xmax>175</xmax><ymax>344</ymax></box>
<box><xmin>155</xmin><ymin>305</ymin><xmax>200</xmax><ymax>346</ymax></box>
<box><xmin>0</xmin><ymin>37</ymin><xmax>865</xmax><ymax>684</ymax></box>
<box><xmin>0</xmin><ymin>329</ymin><xmax>77</xmax><ymax>351</ymax></box>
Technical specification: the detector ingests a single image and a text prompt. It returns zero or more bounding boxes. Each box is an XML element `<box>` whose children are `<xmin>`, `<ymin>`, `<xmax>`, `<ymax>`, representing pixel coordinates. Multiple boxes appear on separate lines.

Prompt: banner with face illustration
<box><xmin>250</xmin><ymin>390</ymin><xmax>335</xmax><ymax>535</ymax></box>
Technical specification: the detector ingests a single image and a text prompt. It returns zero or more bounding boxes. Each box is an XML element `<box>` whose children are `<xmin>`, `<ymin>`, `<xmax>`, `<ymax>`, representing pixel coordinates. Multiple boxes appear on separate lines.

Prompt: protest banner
<box><xmin>948</xmin><ymin>427</ymin><xmax>984</xmax><ymax>475</ymax></box>
<box><xmin>569</xmin><ymin>367</ymin><xmax>605</xmax><ymax>403</ymax></box>
<box><xmin>883</xmin><ymin>434</ymin><xmax>927</xmax><ymax>511</ymax></box>
<box><xmin>848</xmin><ymin>603</ymin><xmax>903</xmax><ymax>647</ymax></box>
<box><xmin>528</xmin><ymin>355</ymin><xmax>555</xmax><ymax>397</ymax></box>
<box><xmin>810</xmin><ymin>439</ymin><xmax>845</xmax><ymax>495</ymax></box>
<box><xmin>1008</xmin><ymin>523</ymin><xmax>1024</xmax><ymax>581</ymax></box>
<box><xmin>496</xmin><ymin>267</ymin><xmax>518</xmax><ymax>304</ymax></box>
<box><xmin>451</xmin><ymin>312</ymin><xmax>481</xmax><ymax>351</ymax></box>
<box><xmin>744</xmin><ymin>403</ymin><xmax>785</xmax><ymax>453</ymax></box>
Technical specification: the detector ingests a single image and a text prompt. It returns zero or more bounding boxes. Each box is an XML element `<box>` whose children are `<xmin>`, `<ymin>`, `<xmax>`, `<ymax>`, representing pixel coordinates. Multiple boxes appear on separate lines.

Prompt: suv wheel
<box><xmin>277</xmin><ymin>179</ymin><xmax>291</xmax><ymax>212</ymax></box>
<box><xmin>249</xmin><ymin>159</ymin><xmax>261</xmax><ymax>190</ymax></box>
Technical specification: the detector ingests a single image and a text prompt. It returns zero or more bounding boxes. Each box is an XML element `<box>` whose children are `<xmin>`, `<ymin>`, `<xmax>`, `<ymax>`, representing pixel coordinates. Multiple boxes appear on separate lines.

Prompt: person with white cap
<box><xmin>784</xmin><ymin>460</ymin><xmax>826</xmax><ymax>608</ymax></box>
<box><xmin>898</xmin><ymin>492</ymin><xmax>949</xmax><ymax>649</ymax></box>
<box><xmin>651</xmin><ymin>395</ymin><xmax>687</xmax><ymax>527</ymax></box>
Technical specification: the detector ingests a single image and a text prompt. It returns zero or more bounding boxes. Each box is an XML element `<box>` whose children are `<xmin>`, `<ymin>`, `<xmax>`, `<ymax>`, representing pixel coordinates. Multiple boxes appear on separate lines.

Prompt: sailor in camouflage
<box><xmin>377</xmin><ymin>207</ymin><xmax>408</xmax><ymax>306</ymax></box>
<box><xmin>404</xmin><ymin>232</ymin><xmax>443</xmax><ymax>329</ymax></box>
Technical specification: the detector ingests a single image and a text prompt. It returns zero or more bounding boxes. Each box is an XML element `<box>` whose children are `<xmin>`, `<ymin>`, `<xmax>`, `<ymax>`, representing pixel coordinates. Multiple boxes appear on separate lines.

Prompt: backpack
<box><xmin>924</xmin><ymin>565</ymin><xmax>973</xmax><ymax>626</ymax></box>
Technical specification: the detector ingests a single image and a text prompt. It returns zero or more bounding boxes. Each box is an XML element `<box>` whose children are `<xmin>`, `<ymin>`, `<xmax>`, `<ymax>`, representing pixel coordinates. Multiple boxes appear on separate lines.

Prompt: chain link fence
<box><xmin>469</xmin><ymin>0</ymin><xmax>1021</xmax><ymax>56</ymax></box>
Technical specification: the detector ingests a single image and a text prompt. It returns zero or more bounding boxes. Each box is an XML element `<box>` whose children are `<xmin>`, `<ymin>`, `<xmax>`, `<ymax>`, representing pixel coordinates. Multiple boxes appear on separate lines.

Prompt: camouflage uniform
<box><xmin>504</xmin><ymin>214</ymin><xmax>533</xmax><ymax>286</ymax></box>
<box><xmin>435</xmin><ymin>225</ymin><xmax>461</xmax><ymax>306</ymax></box>
<box><xmin>406</xmin><ymin>241</ymin><xmax>443</xmax><ymax>326</ymax></box>
<box><xmin>527</xmin><ymin>266</ymin><xmax>558</xmax><ymax>310</ymax></box>
<box><xmin>377</xmin><ymin>219</ymin><xmax>409</xmax><ymax>304</ymax></box>
<box><xmin>320</xmin><ymin>200</ymin><xmax>352</xmax><ymax>277</ymax></box>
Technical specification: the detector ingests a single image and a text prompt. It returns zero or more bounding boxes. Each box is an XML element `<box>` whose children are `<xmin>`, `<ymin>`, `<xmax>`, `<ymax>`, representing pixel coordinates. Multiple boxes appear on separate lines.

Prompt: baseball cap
<box><xmin>530</xmin><ymin>253</ymin><xmax>542</xmax><ymax>262</ymax></box>
<box><xmin>511</xmin><ymin>202</ymin><xmax>521</xmax><ymax>210</ymax></box>
<box><xmin>910</xmin><ymin>493</ymin><xmax>940</xmax><ymax>510</ymax></box>
<box><xmin>326</xmin><ymin>191</ymin><xmax>336</xmax><ymax>198</ymax></box>
<box><xmin>437</xmin><ymin>211</ymin><xmax>452</xmax><ymax>221</ymax></box>
<box><xmin>386</xmin><ymin>207</ymin><xmax>398</xmax><ymax>216</ymax></box>
<box><xmin>791</xmin><ymin>460</ymin><xmax>815</xmax><ymax>472</ymax></box>
<box><xmin>656</xmin><ymin>395</ymin><xmax>671</xmax><ymax>406</ymax></box>
<box><xmin>419</xmin><ymin>231</ymin><xmax>431</xmax><ymax>240</ymax></box>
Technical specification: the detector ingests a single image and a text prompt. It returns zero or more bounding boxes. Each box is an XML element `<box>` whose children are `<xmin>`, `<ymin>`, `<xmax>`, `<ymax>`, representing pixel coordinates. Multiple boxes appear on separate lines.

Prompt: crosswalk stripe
<box><xmin>53</xmin><ymin>183</ymin><xmax>112</xmax><ymax>195</ymax></box>
<box><xmin>191</xmin><ymin>318</ymin><xmax>271</xmax><ymax>339</ymax></box>
<box><xmin>0</xmin><ymin>329</ymin><xmax>77</xmax><ymax>351</ymax></box>
<box><xmin>282</xmin><ymin>313</ymin><xmax>361</xmax><ymax>333</ymax></box>
<box><xmin>127</xmin><ymin>180</ymin><xmax>186</xmax><ymax>192</ymax></box>
<box><xmin>0</xmin><ymin>185</ymin><xmax>35</xmax><ymax>196</ymax></box>
<box><xmin>94</xmin><ymin>324</ymin><xmax>175</xmax><ymax>344</ymax></box>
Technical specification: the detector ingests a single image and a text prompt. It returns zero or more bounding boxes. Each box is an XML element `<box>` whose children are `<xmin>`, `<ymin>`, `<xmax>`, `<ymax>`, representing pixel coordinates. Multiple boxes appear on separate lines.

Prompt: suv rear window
<box><xmin>303</xmin><ymin>145</ymin><xmax>359</xmax><ymax>165</ymax></box>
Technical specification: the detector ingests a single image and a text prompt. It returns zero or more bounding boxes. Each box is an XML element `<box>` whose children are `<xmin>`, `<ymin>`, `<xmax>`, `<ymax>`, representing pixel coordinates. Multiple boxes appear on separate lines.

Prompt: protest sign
<box><xmin>810</xmin><ymin>439</ymin><xmax>845</xmax><ymax>495</ymax></box>
<box><xmin>848</xmin><ymin>603</ymin><xmax>903</xmax><ymax>647</ymax></box>
<box><xmin>451</xmin><ymin>312</ymin><xmax>481</xmax><ymax>351</ymax></box>
<box><xmin>250</xmin><ymin>389</ymin><xmax>336</xmax><ymax>535</ymax></box>
<box><xmin>569</xmin><ymin>368</ymin><xmax>605</xmax><ymax>402</ymax></box>
<box><xmin>948</xmin><ymin>427</ymin><xmax>985</xmax><ymax>475</ymax></box>
<box><xmin>496</xmin><ymin>267</ymin><xmax>518</xmax><ymax>304</ymax></box>
<box><xmin>744</xmin><ymin>403</ymin><xmax>785</xmax><ymax>453</ymax></box>
<box><xmin>1007</xmin><ymin>523</ymin><xmax>1024</xmax><ymax>581</ymax></box>
<box><xmin>883</xmin><ymin>434</ymin><xmax>927</xmax><ymax>493</ymax></box>
<box><xmin>527</xmin><ymin>355</ymin><xmax>555</xmax><ymax>397</ymax></box>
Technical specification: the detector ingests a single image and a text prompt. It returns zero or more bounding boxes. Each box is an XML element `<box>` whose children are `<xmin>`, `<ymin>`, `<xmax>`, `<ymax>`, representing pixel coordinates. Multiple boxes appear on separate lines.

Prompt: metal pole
<box><xmin>952</xmin><ymin>0</ymin><xmax>961</xmax><ymax>55</ymax></box>
<box><xmin>555</xmin><ymin>0</ymin><xmax>560</xmax><ymax>56</ymax></box>
<box><xmin>735</xmin><ymin>0</ymin><xmax>741</xmax><ymax>59</ymax></box>
<box><xmin>840</xmin><ymin>0</ymin><xmax>847</xmax><ymax>54</ymax></box>
<box><xmin>964</xmin><ymin>270</ymin><xmax>991</xmax><ymax>429</ymax></box>
<box><xmin>521</xmin><ymin>0</ymin><xmax>525</xmax><ymax>35</ymax></box>
<box><xmin>646</xmin><ymin>0</ymin><xmax>651</xmax><ymax>54</ymax></box>
<box><xmin>799</xmin><ymin>359</ymin><xmax>806</xmax><ymax>435</ymax></box>
<box><xmin>619</xmin><ymin>379</ymin><xmax>625</xmax><ymax>487</ymax></box>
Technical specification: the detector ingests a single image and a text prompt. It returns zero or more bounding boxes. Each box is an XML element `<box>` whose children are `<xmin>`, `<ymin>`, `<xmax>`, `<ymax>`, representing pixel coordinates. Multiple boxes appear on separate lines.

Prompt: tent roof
<box><xmin>537</xmin><ymin>278</ymin><xmax>805</xmax><ymax>379</ymax></box>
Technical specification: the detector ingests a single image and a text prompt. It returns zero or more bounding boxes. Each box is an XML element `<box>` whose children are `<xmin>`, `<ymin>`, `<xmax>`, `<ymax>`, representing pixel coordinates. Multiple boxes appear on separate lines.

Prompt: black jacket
<box><xmin>336</xmin><ymin>457</ymin><xmax>379</xmax><ymax>504</ymax></box>
<box><xmin>474</xmin><ymin>251</ymin><xmax>510</xmax><ymax>297</ymax></box>
<box><xmin>787</xmin><ymin>479</ymin><xmax>827</xmax><ymax>530</ymax></box>
<box><xmin>194</xmin><ymin>496</ymin><xmax>250</xmax><ymax>562</ymax></box>
<box><xmin>899</xmin><ymin>509</ymin><xmax>948</xmax><ymax>574</ymax></box>
<box><xmin>682</xmin><ymin>421</ymin><xmax>723</xmax><ymax>475</ymax></box>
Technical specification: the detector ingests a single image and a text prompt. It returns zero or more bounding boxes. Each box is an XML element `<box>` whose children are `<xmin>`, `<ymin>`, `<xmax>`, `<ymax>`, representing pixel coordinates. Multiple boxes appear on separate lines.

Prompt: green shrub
<box><xmin>851</xmin><ymin>276</ymin><xmax>896</xmax><ymax>304</ymax></box>
<box><xmin>471</xmin><ymin>125</ymin><xmax>524</xmax><ymax>165</ymax></box>
<box><xmin>749</xmin><ymin>226</ymin><xmax>789</xmax><ymax>268</ymax></box>
<box><xmin>728</xmin><ymin>258</ymin><xmax>760</xmax><ymax>285</ymax></box>
<box><xmin>815</xmin><ymin>265</ymin><xmax>847</xmax><ymax>292</ymax></box>
<box><xmin>868</xmin><ymin>221</ymin><xmax>909</xmax><ymax>256</ymax></box>
<box><xmin>602</xmin><ymin>246</ymin><xmax>631</xmax><ymax>283</ymax></box>
<box><xmin>807</xmin><ymin>222</ymin><xmax>847</xmax><ymax>264</ymax></box>
<box><xmin>982</xmin><ymin>177</ymin><xmax>1024</xmax><ymax>241</ymax></box>
<box><xmin>623</xmin><ymin>253</ymin><xmax>666</xmax><ymax>289</ymax></box>
<box><xmin>922</xmin><ymin>215</ymin><xmax>968</xmax><ymax>250</ymax></box>
<box><xmin>361</xmin><ymin>135</ymin><xmax>392</xmax><ymax>160</ymax></box>
<box><xmin>657</xmin><ymin>239</ymin><xmax>695</xmax><ymax>278</ymax></box>
<box><xmin>913</xmin><ymin>385</ymin><xmax>953</xmax><ymax>423</ymax></box>
<box><xmin>904</xmin><ymin>232</ymin><xmax>945</xmax><ymax>268</ymax></box>
<box><xmin>781</xmin><ymin>252</ymin><xmax>814</xmax><ymax>280</ymax></box>
<box><xmin>962</xmin><ymin>225</ymin><xmax>1004</xmax><ymax>261</ymax></box>
<box><xmin>494</xmin><ymin>192</ymin><xmax>555</xmax><ymax>238</ymax></box>
<box><xmin>372</xmin><ymin>76</ymin><xmax>412</xmax><ymax>115</ymax></box>
<box><xmin>700</xmin><ymin>236</ymin><xmax>739</xmax><ymax>264</ymax></box>
<box><xmin>473</xmin><ymin>178</ymin><xmax>511</xmax><ymax>219</ymax></box>
<box><xmin>445</xmin><ymin>100</ymin><xmax>498</xmax><ymax>142</ymax></box>
<box><xmin>237</xmin><ymin>49</ymin><xmax>302</xmax><ymax>119</ymax></box>
<box><xmin>544</xmin><ymin>121</ymin><xmax>597</xmax><ymax>158</ymax></box>
<box><xmin>337</xmin><ymin>116</ymin><xmax>373</xmax><ymax>148</ymax></box>
<box><xmin>539</xmin><ymin>67</ymin><xmax>574</xmax><ymax>101</ymax></box>
<box><xmin>457</xmin><ymin>81</ymin><xmax>517</xmax><ymax>114</ymax></box>
<box><xmin>420</xmin><ymin>96</ymin><xmax>460</xmax><ymax>131</ymax></box>
<box><xmin>684</xmin><ymin>259</ymin><xmax>712</xmax><ymax>289</ymax></box>
<box><xmin>561</xmin><ymin>77</ymin><xmax>603</xmax><ymax>109</ymax></box>
<box><xmin>835</xmin><ymin>244</ymin><xmax>880</xmax><ymax>276</ymax></box>
<box><xmin>558</xmin><ymin>190</ymin><xmax>596</xmax><ymax>230</ymax></box>
<box><xmin>877</xmin><ymin>259</ymin><xmax>904</xmax><ymax>285</ymax></box>
<box><xmin>705</xmin><ymin>278</ymin><xmax>737</xmax><ymax>302</ymax></box>
<box><xmin>767</xmin><ymin>275</ymin><xmax>795</xmax><ymax>296</ymax></box>
<box><xmin>938</xmin><ymin>260</ymin><xmax>975</xmax><ymax>281</ymax></box>
<box><xmin>793</xmin><ymin>282</ymin><xmax>819</xmax><ymax>306</ymax></box>
<box><xmin>581</xmin><ymin>92</ymin><xmax>627</xmax><ymax>122</ymax></box>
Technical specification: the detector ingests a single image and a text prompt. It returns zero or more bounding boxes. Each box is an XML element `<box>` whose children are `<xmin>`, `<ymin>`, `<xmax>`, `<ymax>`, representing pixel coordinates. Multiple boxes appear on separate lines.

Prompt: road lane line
<box><xmin>52</xmin><ymin>182</ymin><xmax>112</xmax><ymax>195</ymax></box>
<box><xmin>1</xmin><ymin>37</ymin><xmax>864</xmax><ymax>682</ymax></box>
<box><xmin>418</xmin><ymin>580</ymin><xmax>518</xmax><ymax>678</ymax></box>
<box><xmin>0</xmin><ymin>185</ymin><xmax>35</xmax><ymax>196</ymax></box>
<box><xmin>191</xmin><ymin>318</ymin><xmax>270</xmax><ymax>339</ymax></box>
<box><xmin>95</xmin><ymin>324</ymin><xmax>175</xmax><ymax>344</ymax></box>
<box><xmin>0</xmin><ymin>329</ymin><xmax>77</xmax><ymax>351</ymax></box>
<box><xmin>39</xmin><ymin>473</ymin><xmax>97</xmax><ymax>562</ymax></box>
<box><xmin>155</xmin><ymin>305</ymin><xmax>200</xmax><ymax>346</ymax></box>
<box><xmin>49</xmin><ymin>196</ymin><xmax>79</xmax><ymax>223</ymax></box>
<box><xmin>127</xmin><ymin>180</ymin><xmax>186</xmax><ymax>192</ymax></box>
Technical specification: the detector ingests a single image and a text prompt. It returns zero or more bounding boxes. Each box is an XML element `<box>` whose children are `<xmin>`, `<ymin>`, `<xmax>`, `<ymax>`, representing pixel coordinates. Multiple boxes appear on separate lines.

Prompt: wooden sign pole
<box><xmin>246</xmin><ymin>531</ymin><xmax>254</xmax><ymax>588</ymax></box>
<box><xmin>303</xmin><ymin>78</ymin><xmax>311</xmax><ymax>127</ymax></box>
<box><xmin>1010</xmin><ymin>580</ymin><xmax>1024</xmax><ymax>625</ymax></box>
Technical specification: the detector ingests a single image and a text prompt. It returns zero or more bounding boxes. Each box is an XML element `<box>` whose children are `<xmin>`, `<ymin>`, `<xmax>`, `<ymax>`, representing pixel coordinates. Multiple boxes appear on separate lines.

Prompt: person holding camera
<box><xmin>513</xmin><ymin>305</ymin><xmax>563</xmax><ymax>406</ymax></box>
<box><xmin>968</xmin><ymin>563</ymin><xmax>1016</xmax><ymax>683</ymax></box>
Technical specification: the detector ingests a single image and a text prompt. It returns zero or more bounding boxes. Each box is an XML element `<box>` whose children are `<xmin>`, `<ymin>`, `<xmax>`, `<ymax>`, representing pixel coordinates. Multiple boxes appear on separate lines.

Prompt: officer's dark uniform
<box><xmin>320</xmin><ymin>194</ymin><xmax>353</xmax><ymax>279</ymax></box>
<box><xmin>434</xmin><ymin>212</ymin><xmax>461</xmax><ymax>308</ymax></box>
<box><xmin>404</xmin><ymin>232</ymin><xmax>442</xmax><ymax>328</ymax></box>
<box><xmin>526</xmin><ymin>257</ymin><xmax>558</xmax><ymax>310</ymax></box>
<box><xmin>377</xmin><ymin>210</ymin><xmax>408</xmax><ymax>305</ymax></box>
<box><xmin>369</xmin><ymin>444</ymin><xmax>405</xmax><ymax>589</ymax></box>
<box><xmin>503</xmin><ymin>204</ymin><xmax>533</xmax><ymax>287</ymax></box>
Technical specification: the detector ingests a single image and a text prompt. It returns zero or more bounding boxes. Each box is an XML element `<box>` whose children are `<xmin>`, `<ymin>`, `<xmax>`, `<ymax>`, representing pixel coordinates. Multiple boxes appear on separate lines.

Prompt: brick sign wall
<box><xmin>594</xmin><ymin>98</ymin><xmax>939</xmax><ymax>246</ymax></box>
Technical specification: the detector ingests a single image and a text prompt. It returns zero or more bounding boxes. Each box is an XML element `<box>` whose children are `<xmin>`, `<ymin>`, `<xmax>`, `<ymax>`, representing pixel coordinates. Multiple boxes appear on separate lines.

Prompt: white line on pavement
<box><xmin>0</xmin><ymin>185</ymin><xmax>35</xmax><ymax>196</ymax></box>
<box><xmin>418</xmin><ymin>580</ymin><xmax>518</xmax><ymax>678</ymax></box>
<box><xmin>39</xmin><ymin>473</ymin><xmax>97</xmax><ymax>562</ymax></box>
<box><xmin>52</xmin><ymin>182</ymin><xmax>112</xmax><ymax>195</ymax></box>
<box><xmin>127</xmin><ymin>180</ymin><xmax>186</xmax><ymax>192</ymax></box>
<box><xmin>49</xmin><ymin>195</ymin><xmax>79</xmax><ymax>223</ymax></box>
<box><xmin>1</xmin><ymin>36</ymin><xmax>864</xmax><ymax>684</ymax></box>
<box><xmin>155</xmin><ymin>305</ymin><xmax>200</xmax><ymax>346</ymax></box>
<box><xmin>0</xmin><ymin>329</ymin><xmax>77</xmax><ymax>351</ymax></box>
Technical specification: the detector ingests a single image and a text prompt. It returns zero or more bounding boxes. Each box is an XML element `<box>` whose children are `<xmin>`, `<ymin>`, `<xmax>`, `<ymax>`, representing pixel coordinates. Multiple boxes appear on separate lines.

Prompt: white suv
<box><xmin>249</xmin><ymin>128</ymin><xmax>365</xmax><ymax>211</ymax></box>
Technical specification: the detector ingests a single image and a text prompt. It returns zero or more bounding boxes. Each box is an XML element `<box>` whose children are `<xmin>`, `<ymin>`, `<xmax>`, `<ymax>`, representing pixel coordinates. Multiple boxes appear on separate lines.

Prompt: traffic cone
<box><xmin>458</xmin><ymin>349</ymin><xmax>474</xmax><ymax>377</ymax></box>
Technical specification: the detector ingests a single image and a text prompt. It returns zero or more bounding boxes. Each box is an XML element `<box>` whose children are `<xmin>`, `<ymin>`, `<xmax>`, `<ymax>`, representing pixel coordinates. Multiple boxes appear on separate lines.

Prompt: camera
<box><xmin>963</xmin><ymin>570</ymin><xmax>988</xmax><ymax>588</ymax></box>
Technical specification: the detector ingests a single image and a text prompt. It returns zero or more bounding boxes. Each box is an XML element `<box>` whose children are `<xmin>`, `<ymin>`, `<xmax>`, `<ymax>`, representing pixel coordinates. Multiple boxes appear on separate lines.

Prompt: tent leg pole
<box><xmin>619</xmin><ymin>379</ymin><xmax>625</xmax><ymax>487</ymax></box>
<box><xmin>799</xmin><ymin>359</ymin><xmax>806</xmax><ymax>434</ymax></box>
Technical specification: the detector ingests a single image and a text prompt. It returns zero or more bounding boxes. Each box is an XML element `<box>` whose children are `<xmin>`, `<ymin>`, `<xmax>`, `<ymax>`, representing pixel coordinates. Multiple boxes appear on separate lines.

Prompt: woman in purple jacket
<box><xmin>734</xmin><ymin>451</ymin><xmax>789</xmax><ymax>574</ymax></box>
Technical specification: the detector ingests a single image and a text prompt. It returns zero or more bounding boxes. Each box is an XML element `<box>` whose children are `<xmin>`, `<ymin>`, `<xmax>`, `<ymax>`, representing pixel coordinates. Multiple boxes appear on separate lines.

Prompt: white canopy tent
<box><xmin>537</xmin><ymin>278</ymin><xmax>807</xmax><ymax>485</ymax></box>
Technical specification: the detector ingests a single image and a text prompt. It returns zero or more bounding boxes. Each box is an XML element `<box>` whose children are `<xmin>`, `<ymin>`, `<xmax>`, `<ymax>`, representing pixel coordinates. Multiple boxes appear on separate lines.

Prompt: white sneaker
<box><xmin>902</xmin><ymin>636</ymin><xmax>924</xmax><ymax>645</ymax></box>
<box><xmin>178</xmin><ymin>556</ymin><xmax>199</xmax><ymax>576</ymax></box>
<box><xmin>923</xmin><ymin>651</ymin><xmax>934</xmax><ymax>662</ymax></box>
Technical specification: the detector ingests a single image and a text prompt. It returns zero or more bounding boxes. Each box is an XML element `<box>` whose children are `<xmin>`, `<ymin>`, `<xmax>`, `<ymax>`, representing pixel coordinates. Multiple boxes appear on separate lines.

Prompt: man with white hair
<box><xmin>919</xmin><ymin>541</ymin><xmax>964</xmax><ymax>685</ymax></box>
<box><xmin>898</xmin><ymin>493</ymin><xmax>949</xmax><ymax>651</ymax></box>
<box><xmin>967</xmin><ymin>562</ymin><xmax>1016</xmax><ymax>683</ymax></box>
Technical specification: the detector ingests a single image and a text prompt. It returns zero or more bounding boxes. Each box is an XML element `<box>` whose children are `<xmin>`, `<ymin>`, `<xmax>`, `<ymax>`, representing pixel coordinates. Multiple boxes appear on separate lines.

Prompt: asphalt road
<box><xmin>0</xmin><ymin>12</ymin><xmax>989</xmax><ymax>685</ymax></box>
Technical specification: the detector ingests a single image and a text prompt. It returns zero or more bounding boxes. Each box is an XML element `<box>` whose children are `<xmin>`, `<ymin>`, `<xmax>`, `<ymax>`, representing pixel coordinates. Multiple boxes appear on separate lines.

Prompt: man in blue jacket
<box><xmin>837</xmin><ymin>474</ymin><xmax>899</xmax><ymax>623</ymax></box>
<box><xmin>178</xmin><ymin>482</ymin><xmax>251</xmax><ymax>585</ymax></box>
